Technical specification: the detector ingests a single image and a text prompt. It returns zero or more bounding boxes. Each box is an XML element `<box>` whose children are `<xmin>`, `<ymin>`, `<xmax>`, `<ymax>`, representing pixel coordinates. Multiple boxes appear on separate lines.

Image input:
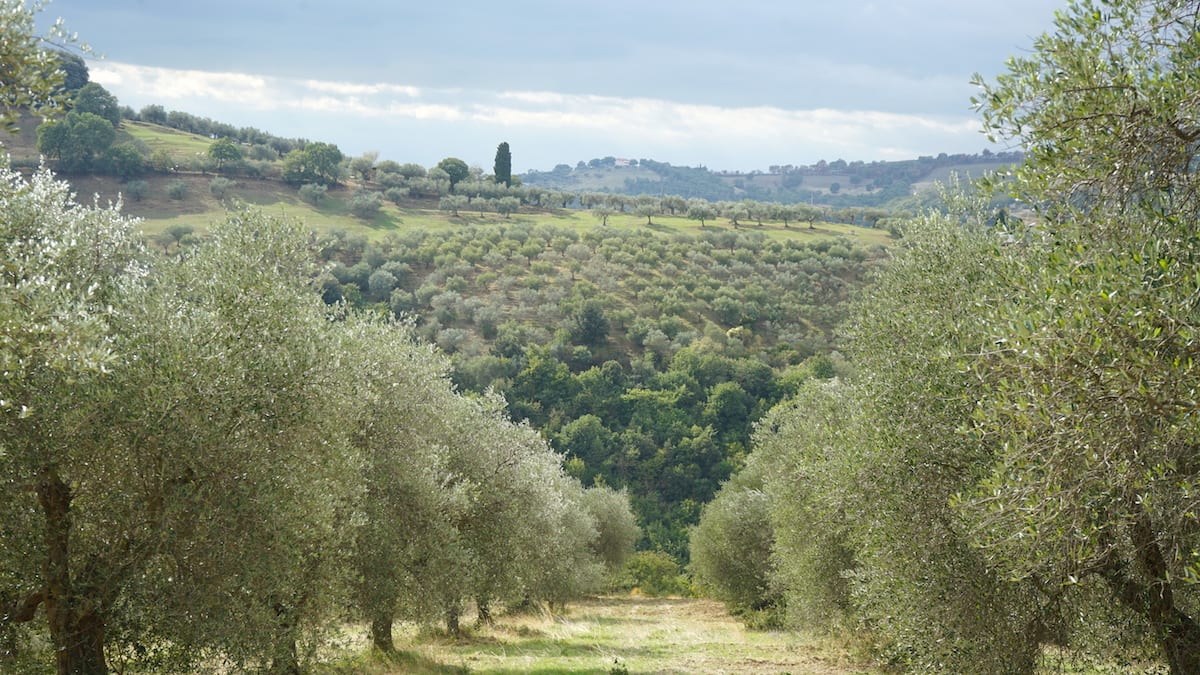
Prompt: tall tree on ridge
<box><xmin>494</xmin><ymin>141</ymin><xmax>512</xmax><ymax>187</ymax></box>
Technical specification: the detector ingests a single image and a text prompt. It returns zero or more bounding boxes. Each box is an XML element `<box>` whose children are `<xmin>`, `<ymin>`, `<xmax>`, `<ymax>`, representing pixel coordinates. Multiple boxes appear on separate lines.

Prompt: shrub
<box><xmin>166</xmin><ymin>180</ymin><xmax>187</xmax><ymax>200</ymax></box>
<box><xmin>619</xmin><ymin>551</ymin><xmax>690</xmax><ymax>596</ymax></box>
<box><xmin>101</xmin><ymin>143</ymin><xmax>145</xmax><ymax>180</ymax></box>
<box><xmin>149</xmin><ymin>148</ymin><xmax>174</xmax><ymax>173</ymax></box>
<box><xmin>123</xmin><ymin>180</ymin><xmax>148</xmax><ymax>202</ymax></box>
<box><xmin>209</xmin><ymin>177</ymin><xmax>234</xmax><ymax>199</ymax></box>
<box><xmin>299</xmin><ymin>182</ymin><xmax>327</xmax><ymax>205</ymax></box>
<box><xmin>384</xmin><ymin>186</ymin><xmax>409</xmax><ymax>204</ymax></box>
<box><xmin>349</xmin><ymin>189</ymin><xmax>383</xmax><ymax>219</ymax></box>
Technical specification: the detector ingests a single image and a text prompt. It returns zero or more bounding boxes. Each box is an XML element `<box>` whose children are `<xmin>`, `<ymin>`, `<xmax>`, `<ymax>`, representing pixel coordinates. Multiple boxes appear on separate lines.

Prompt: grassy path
<box><xmin>325</xmin><ymin>596</ymin><xmax>881</xmax><ymax>674</ymax></box>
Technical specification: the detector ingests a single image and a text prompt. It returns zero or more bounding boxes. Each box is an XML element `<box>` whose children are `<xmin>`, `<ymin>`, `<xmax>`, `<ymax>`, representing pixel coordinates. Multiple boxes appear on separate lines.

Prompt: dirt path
<box><xmin>391</xmin><ymin>595</ymin><xmax>881</xmax><ymax>674</ymax></box>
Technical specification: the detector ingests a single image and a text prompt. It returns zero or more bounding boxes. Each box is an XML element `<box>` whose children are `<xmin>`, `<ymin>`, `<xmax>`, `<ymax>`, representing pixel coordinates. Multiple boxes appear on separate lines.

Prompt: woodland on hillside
<box><xmin>524</xmin><ymin>151</ymin><xmax>1023</xmax><ymax>207</ymax></box>
<box><xmin>312</xmin><ymin>224</ymin><xmax>882</xmax><ymax>557</ymax></box>
<box><xmin>4</xmin><ymin>27</ymin><xmax>891</xmax><ymax>567</ymax></box>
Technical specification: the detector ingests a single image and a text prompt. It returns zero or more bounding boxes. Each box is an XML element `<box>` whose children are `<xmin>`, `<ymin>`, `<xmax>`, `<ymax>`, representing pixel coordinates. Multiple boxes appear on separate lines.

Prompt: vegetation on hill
<box><xmin>314</xmin><ymin>223</ymin><xmax>885</xmax><ymax>557</ymax></box>
<box><xmin>523</xmin><ymin>151</ymin><xmax>1021</xmax><ymax>208</ymax></box>
<box><xmin>691</xmin><ymin>1</ymin><xmax>1200</xmax><ymax>672</ymax></box>
<box><xmin>19</xmin><ymin>1</ymin><xmax>1197</xmax><ymax>672</ymax></box>
<box><xmin>0</xmin><ymin>8</ymin><xmax>881</xmax><ymax>672</ymax></box>
<box><xmin>2</xmin><ymin>57</ymin><xmax>889</xmax><ymax>569</ymax></box>
<box><xmin>0</xmin><ymin>162</ymin><xmax>642</xmax><ymax>672</ymax></box>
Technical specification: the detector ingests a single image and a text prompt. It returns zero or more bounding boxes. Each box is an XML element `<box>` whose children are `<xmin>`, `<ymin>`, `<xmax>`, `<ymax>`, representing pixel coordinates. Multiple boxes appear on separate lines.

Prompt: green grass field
<box><xmin>6</xmin><ymin>119</ymin><xmax>893</xmax><ymax>246</ymax></box>
<box><xmin>315</xmin><ymin>595</ymin><xmax>1165</xmax><ymax>675</ymax></box>
<box><xmin>66</xmin><ymin>170</ymin><xmax>892</xmax><ymax>247</ymax></box>
<box><xmin>318</xmin><ymin>596</ymin><xmax>881</xmax><ymax>675</ymax></box>
<box><xmin>123</xmin><ymin>121</ymin><xmax>215</xmax><ymax>160</ymax></box>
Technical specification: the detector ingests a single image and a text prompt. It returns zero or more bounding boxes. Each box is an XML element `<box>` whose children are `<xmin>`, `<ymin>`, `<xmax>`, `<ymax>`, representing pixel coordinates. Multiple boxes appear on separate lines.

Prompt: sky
<box><xmin>39</xmin><ymin>1</ymin><xmax>1062</xmax><ymax>173</ymax></box>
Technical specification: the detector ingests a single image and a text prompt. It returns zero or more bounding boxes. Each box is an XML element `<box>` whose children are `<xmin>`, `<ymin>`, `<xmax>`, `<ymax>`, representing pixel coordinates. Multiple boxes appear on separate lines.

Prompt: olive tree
<box><xmin>497</xmin><ymin>195</ymin><xmax>520</xmax><ymax>218</ymax></box>
<box><xmin>439</xmin><ymin>194</ymin><xmax>468</xmax><ymax>216</ymax></box>
<box><xmin>0</xmin><ymin>0</ymin><xmax>76</xmax><ymax>131</ymax></box>
<box><xmin>349</xmin><ymin>150</ymin><xmax>379</xmax><ymax>182</ymax></box>
<box><xmin>689</xmin><ymin>455</ymin><xmax>778</xmax><ymax>619</ymax></box>
<box><xmin>961</xmin><ymin>1</ymin><xmax>1200</xmax><ymax>669</ymax></box>
<box><xmin>0</xmin><ymin>182</ymin><xmax>361</xmax><ymax>673</ymax></box>
<box><xmin>115</xmin><ymin>212</ymin><xmax>360</xmax><ymax>673</ymax></box>
<box><xmin>686</xmin><ymin>200</ymin><xmax>716</xmax><ymax>227</ymax></box>
<box><xmin>434</xmin><ymin>395</ymin><xmax>595</xmax><ymax>630</ymax></box>
<box><xmin>0</xmin><ymin>165</ymin><xmax>142</xmax><ymax>672</ymax></box>
<box><xmin>773</xmin><ymin>206</ymin><xmax>1049</xmax><ymax>672</ymax></box>
<box><xmin>339</xmin><ymin>316</ymin><xmax>462</xmax><ymax>652</ymax></box>
<box><xmin>580</xmin><ymin>485</ymin><xmax>640</xmax><ymax>578</ymax></box>
<box><xmin>592</xmin><ymin>205</ymin><xmax>615</xmax><ymax>226</ymax></box>
<box><xmin>348</xmin><ymin>188</ymin><xmax>383</xmax><ymax>219</ymax></box>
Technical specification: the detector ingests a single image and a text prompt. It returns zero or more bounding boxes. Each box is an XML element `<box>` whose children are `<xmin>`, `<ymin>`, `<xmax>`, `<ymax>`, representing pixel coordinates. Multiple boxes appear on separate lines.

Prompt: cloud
<box><xmin>470</xmin><ymin>91</ymin><xmax>981</xmax><ymax>152</ymax></box>
<box><xmin>91</xmin><ymin>62</ymin><xmax>275</xmax><ymax>107</ymax></box>
<box><xmin>87</xmin><ymin>60</ymin><xmax>989</xmax><ymax>169</ymax></box>
<box><xmin>301</xmin><ymin>80</ymin><xmax>421</xmax><ymax>98</ymax></box>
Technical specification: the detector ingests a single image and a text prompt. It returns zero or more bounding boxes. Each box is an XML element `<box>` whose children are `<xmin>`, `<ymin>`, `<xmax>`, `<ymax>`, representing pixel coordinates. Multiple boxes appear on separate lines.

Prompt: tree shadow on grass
<box><xmin>645</xmin><ymin>222</ymin><xmax>679</xmax><ymax>235</ymax></box>
<box><xmin>315</xmin><ymin>648</ymin><xmax>468</xmax><ymax>674</ymax></box>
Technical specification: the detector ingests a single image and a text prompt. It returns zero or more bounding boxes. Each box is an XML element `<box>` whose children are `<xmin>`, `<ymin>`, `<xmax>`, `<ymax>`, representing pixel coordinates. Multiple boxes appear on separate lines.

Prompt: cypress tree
<box><xmin>494</xmin><ymin>141</ymin><xmax>512</xmax><ymax>187</ymax></box>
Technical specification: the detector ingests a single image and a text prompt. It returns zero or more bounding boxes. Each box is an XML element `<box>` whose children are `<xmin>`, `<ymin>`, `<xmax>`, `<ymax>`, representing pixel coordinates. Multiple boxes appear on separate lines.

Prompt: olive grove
<box><xmin>693</xmin><ymin>1</ymin><xmax>1200</xmax><ymax>671</ymax></box>
<box><xmin>0</xmin><ymin>166</ymin><xmax>635</xmax><ymax>673</ymax></box>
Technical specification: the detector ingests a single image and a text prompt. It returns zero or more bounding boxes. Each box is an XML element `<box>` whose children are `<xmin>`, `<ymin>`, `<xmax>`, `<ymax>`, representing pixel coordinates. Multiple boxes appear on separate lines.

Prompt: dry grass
<box><xmin>320</xmin><ymin>595</ymin><xmax>882</xmax><ymax>675</ymax></box>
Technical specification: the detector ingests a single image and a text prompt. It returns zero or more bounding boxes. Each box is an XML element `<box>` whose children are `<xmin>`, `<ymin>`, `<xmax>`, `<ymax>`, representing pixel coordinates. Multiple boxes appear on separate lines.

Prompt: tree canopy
<box><xmin>282</xmin><ymin>141</ymin><xmax>344</xmax><ymax>186</ymax></box>
<box><xmin>0</xmin><ymin>1</ymin><xmax>75</xmax><ymax>131</ymax></box>
<box><xmin>71</xmin><ymin>82</ymin><xmax>120</xmax><ymax>127</ymax></box>
<box><xmin>437</xmin><ymin>156</ymin><xmax>469</xmax><ymax>190</ymax></box>
<box><xmin>36</xmin><ymin>111</ymin><xmax>116</xmax><ymax>173</ymax></box>
<box><xmin>208</xmin><ymin>136</ymin><xmax>242</xmax><ymax>170</ymax></box>
<box><xmin>53</xmin><ymin>50</ymin><xmax>88</xmax><ymax>94</ymax></box>
<box><xmin>494</xmin><ymin>141</ymin><xmax>512</xmax><ymax>187</ymax></box>
<box><xmin>694</xmin><ymin>1</ymin><xmax>1200</xmax><ymax>671</ymax></box>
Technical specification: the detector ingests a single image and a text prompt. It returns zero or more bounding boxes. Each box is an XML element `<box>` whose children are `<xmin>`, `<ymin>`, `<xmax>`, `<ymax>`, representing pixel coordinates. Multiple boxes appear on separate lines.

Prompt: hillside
<box><xmin>1</xmin><ymin>110</ymin><xmax>890</xmax><ymax>557</ymax></box>
<box><xmin>3</xmin><ymin>110</ymin><xmax>1013</xmax><ymax>235</ymax></box>
<box><xmin>1</xmin><ymin>114</ymin><xmax>898</xmax><ymax>242</ymax></box>
<box><xmin>313</xmin><ymin>219</ymin><xmax>886</xmax><ymax>557</ymax></box>
<box><xmin>523</xmin><ymin>152</ymin><xmax>1021</xmax><ymax>207</ymax></box>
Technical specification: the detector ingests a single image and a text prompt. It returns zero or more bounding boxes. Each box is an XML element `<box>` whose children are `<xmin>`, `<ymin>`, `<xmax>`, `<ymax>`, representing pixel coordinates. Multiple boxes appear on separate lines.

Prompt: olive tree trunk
<box><xmin>369</xmin><ymin>613</ymin><xmax>395</xmax><ymax>653</ymax></box>
<box><xmin>38</xmin><ymin>468</ymin><xmax>108</xmax><ymax>675</ymax></box>
<box><xmin>1103</xmin><ymin>508</ymin><xmax>1200</xmax><ymax>674</ymax></box>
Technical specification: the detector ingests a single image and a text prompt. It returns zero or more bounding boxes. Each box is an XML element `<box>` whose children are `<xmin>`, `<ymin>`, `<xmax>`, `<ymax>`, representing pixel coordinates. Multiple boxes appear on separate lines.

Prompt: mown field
<box><xmin>319</xmin><ymin>596</ymin><xmax>881</xmax><ymax>675</ymax></box>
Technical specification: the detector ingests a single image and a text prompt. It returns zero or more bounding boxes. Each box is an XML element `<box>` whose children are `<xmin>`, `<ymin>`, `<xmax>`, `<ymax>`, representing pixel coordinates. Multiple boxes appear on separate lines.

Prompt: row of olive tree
<box><xmin>0</xmin><ymin>162</ymin><xmax>637</xmax><ymax>674</ymax></box>
<box><xmin>343</xmin><ymin>149</ymin><xmax>868</xmax><ymax>227</ymax></box>
<box><xmin>692</xmin><ymin>1</ymin><xmax>1200</xmax><ymax>672</ymax></box>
